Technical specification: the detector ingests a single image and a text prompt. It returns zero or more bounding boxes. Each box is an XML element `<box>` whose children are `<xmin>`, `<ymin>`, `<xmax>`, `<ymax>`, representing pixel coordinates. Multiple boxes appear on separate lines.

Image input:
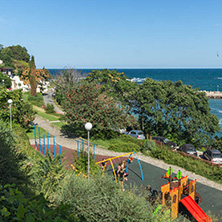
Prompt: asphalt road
<box><xmin>43</xmin><ymin>91</ymin><xmax>64</xmax><ymax>114</ymax></box>
<box><xmin>106</xmin><ymin>160</ymin><xmax>222</xmax><ymax>220</ymax></box>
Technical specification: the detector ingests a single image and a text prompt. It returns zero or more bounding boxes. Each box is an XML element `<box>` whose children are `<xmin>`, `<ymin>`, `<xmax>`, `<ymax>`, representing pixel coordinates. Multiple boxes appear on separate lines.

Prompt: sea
<box><xmin>49</xmin><ymin>68</ymin><xmax>222</xmax><ymax>135</ymax></box>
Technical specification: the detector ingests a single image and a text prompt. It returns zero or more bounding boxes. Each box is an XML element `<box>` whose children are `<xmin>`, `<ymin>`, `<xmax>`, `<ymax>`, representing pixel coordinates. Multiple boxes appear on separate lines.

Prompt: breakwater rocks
<box><xmin>201</xmin><ymin>91</ymin><xmax>222</xmax><ymax>99</ymax></box>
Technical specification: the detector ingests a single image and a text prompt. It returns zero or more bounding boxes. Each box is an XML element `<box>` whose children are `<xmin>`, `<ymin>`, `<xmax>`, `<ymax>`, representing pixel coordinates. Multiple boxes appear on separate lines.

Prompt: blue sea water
<box><xmin>49</xmin><ymin>68</ymin><xmax>222</xmax><ymax>133</ymax></box>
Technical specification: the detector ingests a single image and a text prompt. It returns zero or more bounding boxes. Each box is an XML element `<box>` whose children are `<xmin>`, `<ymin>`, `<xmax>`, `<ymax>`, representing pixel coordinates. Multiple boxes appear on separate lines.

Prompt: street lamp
<box><xmin>85</xmin><ymin>122</ymin><xmax>92</xmax><ymax>180</ymax></box>
<box><xmin>217</xmin><ymin>85</ymin><xmax>219</xmax><ymax>92</ymax></box>
<box><xmin>2</xmin><ymin>79</ymin><xmax>4</xmax><ymax>87</ymax></box>
<box><xmin>8</xmin><ymin>99</ymin><xmax>13</xmax><ymax>131</ymax></box>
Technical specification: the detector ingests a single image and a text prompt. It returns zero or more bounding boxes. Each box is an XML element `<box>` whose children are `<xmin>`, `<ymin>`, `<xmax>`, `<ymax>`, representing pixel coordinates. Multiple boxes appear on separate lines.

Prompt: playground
<box><xmin>31</xmin><ymin>126</ymin><xmax>222</xmax><ymax>221</ymax></box>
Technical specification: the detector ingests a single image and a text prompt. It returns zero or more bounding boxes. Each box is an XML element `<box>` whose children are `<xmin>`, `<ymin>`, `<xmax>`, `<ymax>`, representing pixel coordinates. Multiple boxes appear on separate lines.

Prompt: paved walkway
<box><xmin>31</xmin><ymin>115</ymin><xmax>222</xmax><ymax>192</ymax></box>
<box><xmin>43</xmin><ymin>91</ymin><xmax>64</xmax><ymax>114</ymax></box>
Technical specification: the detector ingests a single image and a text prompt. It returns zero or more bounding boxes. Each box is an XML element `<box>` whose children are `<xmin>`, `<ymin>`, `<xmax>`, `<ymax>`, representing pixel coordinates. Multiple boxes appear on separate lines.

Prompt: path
<box><xmin>31</xmin><ymin>115</ymin><xmax>222</xmax><ymax>192</ymax></box>
<box><xmin>43</xmin><ymin>91</ymin><xmax>64</xmax><ymax>114</ymax></box>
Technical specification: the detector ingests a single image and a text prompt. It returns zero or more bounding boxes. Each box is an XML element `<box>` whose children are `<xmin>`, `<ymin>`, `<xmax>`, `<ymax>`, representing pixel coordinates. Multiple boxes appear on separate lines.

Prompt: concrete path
<box><xmin>31</xmin><ymin>115</ymin><xmax>222</xmax><ymax>192</ymax></box>
<box><xmin>43</xmin><ymin>91</ymin><xmax>64</xmax><ymax>114</ymax></box>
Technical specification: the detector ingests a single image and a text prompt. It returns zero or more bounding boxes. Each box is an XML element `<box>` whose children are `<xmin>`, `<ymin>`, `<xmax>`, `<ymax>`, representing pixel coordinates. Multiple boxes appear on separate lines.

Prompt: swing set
<box><xmin>96</xmin><ymin>151</ymin><xmax>144</xmax><ymax>182</ymax></box>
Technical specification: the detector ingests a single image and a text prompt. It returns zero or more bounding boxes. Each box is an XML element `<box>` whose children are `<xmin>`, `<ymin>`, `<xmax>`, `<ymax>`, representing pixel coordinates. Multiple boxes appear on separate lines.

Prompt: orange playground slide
<box><xmin>179</xmin><ymin>196</ymin><xmax>212</xmax><ymax>222</ymax></box>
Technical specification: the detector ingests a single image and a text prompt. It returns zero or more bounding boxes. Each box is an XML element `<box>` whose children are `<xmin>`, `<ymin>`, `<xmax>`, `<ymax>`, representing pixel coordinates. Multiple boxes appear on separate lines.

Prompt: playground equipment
<box><xmin>34</xmin><ymin>125</ymin><xmax>96</xmax><ymax>161</ymax></box>
<box><xmin>160</xmin><ymin>167</ymin><xmax>212</xmax><ymax>222</ymax></box>
<box><xmin>96</xmin><ymin>151</ymin><xmax>144</xmax><ymax>182</ymax></box>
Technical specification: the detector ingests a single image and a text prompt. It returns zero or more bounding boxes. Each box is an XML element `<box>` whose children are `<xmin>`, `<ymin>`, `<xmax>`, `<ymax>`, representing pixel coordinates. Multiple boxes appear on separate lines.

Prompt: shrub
<box><xmin>28</xmin><ymin>152</ymin><xmax>67</xmax><ymax>200</ymax></box>
<box><xmin>45</xmin><ymin>103</ymin><xmax>55</xmax><ymax>114</ymax></box>
<box><xmin>27</xmin><ymin>92</ymin><xmax>44</xmax><ymax>107</ymax></box>
<box><xmin>72</xmin><ymin>151</ymin><xmax>100</xmax><ymax>176</ymax></box>
<box><xmin>0</xmin><ymin>184</ymin><xmax>80</xmax><ymax>222</ymax></box>
<box><xmin>141</xmin><ymin>140</ymin><xmax>157</xmax><ymax>153</ymax></box>
<box><xmin>108</xmin><ymin>139</ymin><xmax>141</xmax><ymax>152</ymax></box>
<box><xmin>0</xmin><ymin>121</ymin><xmax>28</xmax><ymax>191</ymax></box>
<box><xmin>55</xmin><ymin>174</ymin><xmax>153</xmax><ymax>222</ymax></box>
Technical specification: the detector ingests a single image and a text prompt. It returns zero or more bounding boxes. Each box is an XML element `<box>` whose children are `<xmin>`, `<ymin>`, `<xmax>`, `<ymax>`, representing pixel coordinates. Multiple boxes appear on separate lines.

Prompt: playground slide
<box><xmin>179</xmin><ymin>196</ymin><xmax>212</xmax><ymax>222</ymax></box>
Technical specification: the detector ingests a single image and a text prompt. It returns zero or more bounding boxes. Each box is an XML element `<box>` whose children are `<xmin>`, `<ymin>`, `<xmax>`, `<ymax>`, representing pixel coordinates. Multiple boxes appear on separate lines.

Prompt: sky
<box><xmin>1</xmin><ymin>0</ymin><xmax>222</xmax><ymax>68</ymax></box>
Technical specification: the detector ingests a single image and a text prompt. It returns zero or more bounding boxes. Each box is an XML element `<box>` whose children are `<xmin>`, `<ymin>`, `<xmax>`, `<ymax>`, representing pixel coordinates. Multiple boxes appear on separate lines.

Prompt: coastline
<box><xmin>201</xmin><ymin>90</ymin><xmax>222</xmax><ymax>99</ymax></box>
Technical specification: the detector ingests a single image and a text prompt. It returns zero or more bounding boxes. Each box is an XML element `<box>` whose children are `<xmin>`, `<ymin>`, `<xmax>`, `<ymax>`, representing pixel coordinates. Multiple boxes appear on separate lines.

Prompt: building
<box><xmin>0</xmin><ymin>67</ymin><xmax>13</xmax><ymax>75</ymax></box>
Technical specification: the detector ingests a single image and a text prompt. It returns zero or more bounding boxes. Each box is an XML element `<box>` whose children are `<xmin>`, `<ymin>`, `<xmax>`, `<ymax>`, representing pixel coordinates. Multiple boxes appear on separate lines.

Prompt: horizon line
<box><xmin>44</xmin><ymin>67</ymin><xmax>222</xmax><ymax>70</ymax></box>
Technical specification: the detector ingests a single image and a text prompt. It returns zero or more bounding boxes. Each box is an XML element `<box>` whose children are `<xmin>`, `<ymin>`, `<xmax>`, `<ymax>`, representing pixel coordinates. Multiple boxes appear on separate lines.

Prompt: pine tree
<box><xmin>30</xmin><ymin>56</ymin><xmax>37</xmax><ymax>96</ymax></box>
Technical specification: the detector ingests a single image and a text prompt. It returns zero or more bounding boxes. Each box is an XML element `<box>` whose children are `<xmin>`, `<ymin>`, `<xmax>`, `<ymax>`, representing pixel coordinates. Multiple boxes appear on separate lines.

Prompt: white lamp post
<box><xmin>2</xmin><ymin>79</ymin><xmax>4</xmax><ymax>86</ymax></box>
<box><xmin>8</xmin><ymin>99</ymin><xmax>13</xmax><ymax>131</ymax></box>
<box><xmin>85</xmin><ymin>122</ymin><xmax>92</xmax><ymax>180</ymax></box>
<box><xmin>217</xmin><ymin>85</ymin><xmax>219</xmax><ymax>92</ymax></box>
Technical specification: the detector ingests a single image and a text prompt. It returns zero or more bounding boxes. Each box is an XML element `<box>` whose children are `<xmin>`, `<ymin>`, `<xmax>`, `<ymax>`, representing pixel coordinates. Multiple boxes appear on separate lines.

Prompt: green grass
<box><xmin>91</xmin><ymin>139</ymin><xmax>110</xmax><ymax>148</ymax></box>
<box><xmin>36</xmin><ymin>110</ymin><xmax>60</xmax><ymax>121</ymax></box>
<box><xmin>23</xmin><ymin>92</ymin><xmax>44</xmax><ymax>107</ymax></box>
<box><xmin>51</xmin><ymin>121</ymin><xmax>67</xmax><ymax>128</ymax></box>
<box><xmin>26</xmin><ymin>126</ymin><xmax>49</xmax><ymax>139</ymax></box>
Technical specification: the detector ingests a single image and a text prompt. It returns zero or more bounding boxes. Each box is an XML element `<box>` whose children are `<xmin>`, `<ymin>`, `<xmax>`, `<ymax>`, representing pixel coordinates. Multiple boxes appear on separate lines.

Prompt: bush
<box><xmin>72</xmin><ymin>151</ymin><xmax>100</xmax><ymax>176</ymax></box>
<box><xmin>0</xmin><ymin>184</ymin><xmax>80</xmax><ymax>222</ymax></box>
<box><xmin>55</xmin><ymin>174</ymin><xmax>153</xmax><ymax>222</ymax></box>
<box><xmin>25</xmin><ymin>92</ymin><xmax>44</xmax><ymax>107</ymax></box>
<box><xmin>108</xmin><ymin>139</ymin><xmax>141</xmax><ymax>152</ymax></box>
<box><xmin>0</xmin><ymin>121</ymin><xmax>28</xmax><ymax>191</ymax></box>
<box><xmin>141</xmin><ymin>140</ymin><xmax>157</xmax><ymax>153</ymax></box>
<box><xmin>45</xmin><ymin>103</ymin><xmax>55</xmax><ymax>114</ymax></box>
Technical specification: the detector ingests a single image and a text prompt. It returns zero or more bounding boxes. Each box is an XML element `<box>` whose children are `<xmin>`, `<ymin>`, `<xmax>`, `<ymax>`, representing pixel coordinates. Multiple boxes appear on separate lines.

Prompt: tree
<box><xmin>86</xmin><ymin>69</ymin><xmax>137</xmax><ymax>105</ymax></box>
<box><xmin>0</xmin><ymin>72</ymin><xmax>11</xmax><ymax>88</ymax></box>
<box><xmin>129</xmin><ymin>78</ymin><xmax>220</xmax><ymax>146</ymax></box>
<box><xmin>29</xmin><ymin>56</ymin><xmax>37</xmax><ymax>96</ymax></box>
<box><xmin>0</xmin><ymin>87</ymin><xmax>36</xmax><ymax>129</ymax></box>
<box><xmin>55</xmin><ymin>69</ymin><xmax>85</xmax><ymax>105</ymax></box>
<box><xmin>62</xmin><ymin>81</ymin><xmax>136</xmax><ymax>134</ymax></box>
<box><xmin>9</xmin><ymin>45</ymin><xmax>30</xmax><ymax>62</ymax></box>
<box><xmin>21</xmin><ymin>67</ymin><xmax>49</xmax><ymax>93</ymax></box>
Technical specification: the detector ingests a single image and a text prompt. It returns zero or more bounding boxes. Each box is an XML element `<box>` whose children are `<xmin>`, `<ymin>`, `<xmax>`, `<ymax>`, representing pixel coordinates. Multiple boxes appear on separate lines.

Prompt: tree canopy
<box><xmin>62</xmin><ymin>80</ymin><xmax>137</xmax><ymax>134</ymax></box>
<box><xmin>129</xmin><ymin>78</ymin><xmax>220</xmax><ymax>146</ymax></box>
<box><xmin>86</xmin><ymin>69</ymin><xmax>138</xmax><ymax>104</ymax></box>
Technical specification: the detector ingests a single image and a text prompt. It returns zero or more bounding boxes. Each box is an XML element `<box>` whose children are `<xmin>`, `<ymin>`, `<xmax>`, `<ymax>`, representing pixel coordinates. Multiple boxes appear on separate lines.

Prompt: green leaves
<box><xmin>130</xmin><ymin>78</ymin><xmax>220</xmax><ymax>146</ymax></box>
<box><xmin>62</xmin><ymin>80</ymin><xmax>136</xmax><ymax>134</ymax></box>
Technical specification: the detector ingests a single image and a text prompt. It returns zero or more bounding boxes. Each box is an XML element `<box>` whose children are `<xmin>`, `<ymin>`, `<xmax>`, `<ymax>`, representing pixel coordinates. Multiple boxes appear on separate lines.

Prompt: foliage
<box><xmin>29</xmin><ymin>56</ymin><xmax>37</xmax><ymax>96</ymax></box>
<box><xmin>129</xmin><ymin>78</ymin><xmax>220</xmax><ymax>146</ymax></box>
<box><xmin>0</xmin><ymin>71</ymin><xmax>11</xmax><ymax>88</ymax></box>
<box><xmin>0</xmin><ymin>87</ymin><xmax>36</xmax><ymax>129</ymax></box>
<box><xmin>211</xmin><ymin>136</ymin><xmax>222</xmax><ymax>152</ymax></box>
<box><xmin>29</xmin><ymin>152</ymin><xmax>67</xmax><ymax>200</ymax></box>
<box><xmin>0</xmin><ymin>45</ymin><xmax>30</xmax><ymax>69</ymax></box>
<box><xmin>21</xmin><ymin>67</ymin><xmax>49</xmax><ymax>89</ymax></box>
<box><xmin>8</xmin><ymin>45</ymin><xmax>30</xmax><ymax>62</ymax></box>
<box><xmin>73</xmin><ymin>151</ymin><xmax>100</xmax><ymax>176</ymax></box>
<box><xmin>0</xmin><ymin>184</ymin><xmax>80</xmax><ymax>222</ymax></box>
<box><xmin>0</xmin><ymin>121</ymin><xmax>28</xmax><ymax>190</ymax></box>
<box><xmin>23</xmin><ymin>92</ymin><xmax>44</xmax><ymax>107</ymax></box>
<box><xmin>86</xmin><ymin>69</ymin><xmax>138</xmax><ymax>105</ymax></box>
<box><xmin>141</xmin><ymin>140</ymin><xmax>157</xmax><ymax>154</ymax></box>
<box><xmin>62</xmin><ymin>80</ymin><xmax>137</xmax><ymax>135</ymax></box>
<box><xmin>55</xmin><ymin>173</ymin><xmax>154</xmax><ymax>222</ymax></box>
<box><xmin>45</xmin><ymin>103</ymin><xmax>55</xmax><ymax>114</ymax></box>
<box><xmin>108</xmin><ymin>139</ymin><xmax>141</xmax><ymax>152</ymax></box>
<box><xmin>55</xmin><ymin>69</ymin><xmax>85</xmax><ymax>105</ymax></box>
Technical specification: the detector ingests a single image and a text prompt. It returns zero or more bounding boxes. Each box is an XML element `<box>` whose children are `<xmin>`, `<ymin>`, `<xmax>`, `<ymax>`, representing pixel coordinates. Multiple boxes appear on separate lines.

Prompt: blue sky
<box><xmin>1</xmin><ymin>0</ymin><xmax>222</xmax><ymax>68</ymax></box>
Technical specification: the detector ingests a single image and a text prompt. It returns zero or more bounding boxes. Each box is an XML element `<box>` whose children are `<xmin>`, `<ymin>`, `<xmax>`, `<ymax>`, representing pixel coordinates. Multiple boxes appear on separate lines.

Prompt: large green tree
<box><xmin>62</xmin><ymin>81</ymin><xmax>136</xmax><ymax>134</ymax></box>
<box><xmin>86</xmin><ymin>69</ymin><xmax>138</xmax><ymax>105</ymax></box>
<box><xmin>129</xmin><ymin>78</ymin><xmax>220</xmax><ymax>146</ymax></box>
